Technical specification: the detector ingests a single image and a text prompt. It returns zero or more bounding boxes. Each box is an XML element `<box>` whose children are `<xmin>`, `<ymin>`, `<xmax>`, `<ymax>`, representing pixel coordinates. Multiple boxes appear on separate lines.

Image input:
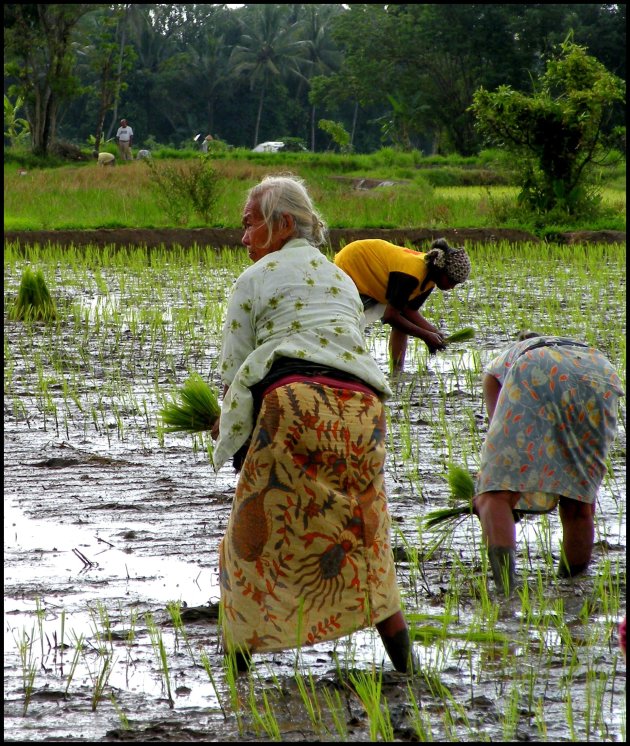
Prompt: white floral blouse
<box><xmin>213</xmin><ymin>238</ymin><xmax>392</xmax><ymax>469</ymax></box>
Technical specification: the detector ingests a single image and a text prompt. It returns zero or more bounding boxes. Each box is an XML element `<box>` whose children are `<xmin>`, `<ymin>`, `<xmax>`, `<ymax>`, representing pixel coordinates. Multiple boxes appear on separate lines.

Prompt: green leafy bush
<box><xmin>145</xmin><ymin>156</ymin><xmax>224</xmax><ymax>225</ymax></box>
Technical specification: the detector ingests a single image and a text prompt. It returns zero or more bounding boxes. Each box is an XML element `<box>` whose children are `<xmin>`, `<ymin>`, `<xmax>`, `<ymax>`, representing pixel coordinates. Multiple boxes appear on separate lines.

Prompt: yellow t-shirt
<box><xmin>334</xmin><ymin>239</ymin><xmax>433</xmax><ymax>307</ymax></box>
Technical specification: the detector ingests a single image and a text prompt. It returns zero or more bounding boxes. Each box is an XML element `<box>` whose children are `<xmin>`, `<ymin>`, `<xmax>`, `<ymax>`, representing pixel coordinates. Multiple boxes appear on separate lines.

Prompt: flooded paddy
<box><xmin>3</xmin><ymin>240</ymin><xmax>626</xmax><ymax>741</ymax></box>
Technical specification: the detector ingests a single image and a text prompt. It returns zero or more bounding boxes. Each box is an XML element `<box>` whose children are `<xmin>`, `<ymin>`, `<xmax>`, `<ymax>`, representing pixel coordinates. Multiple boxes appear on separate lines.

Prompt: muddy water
<box><xmin>4</xmin><ymin>250</ymin><xmax>626</xmax><ymax>742</ymax></box>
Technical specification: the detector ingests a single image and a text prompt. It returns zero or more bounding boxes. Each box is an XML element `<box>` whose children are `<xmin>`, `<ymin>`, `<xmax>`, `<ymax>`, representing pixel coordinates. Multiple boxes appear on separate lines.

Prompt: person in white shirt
<box><xmin>116</xmin><ymin>119</ymin><xmax>134</xmax><ymax>160</ymax></box>
<box><xmin>211</xmin><ymin>174</ymin><xmax>417</xmax><ymax>676</ymax></box>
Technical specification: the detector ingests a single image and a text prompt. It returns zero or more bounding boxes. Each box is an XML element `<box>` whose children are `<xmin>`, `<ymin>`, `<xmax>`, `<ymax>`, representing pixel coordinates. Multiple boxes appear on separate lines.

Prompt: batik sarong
<box><xmin>219</xmin><ymin>381</ymin><xmax>402</xmax><ymax>654</ymax></box>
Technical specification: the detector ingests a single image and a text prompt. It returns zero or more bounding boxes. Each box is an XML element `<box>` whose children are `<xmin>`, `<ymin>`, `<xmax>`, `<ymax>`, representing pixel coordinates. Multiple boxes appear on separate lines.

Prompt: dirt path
<box><xmin>4</xmin><ymin>227</ymin><xmax>626</xmax><ymax>250</ymax></box>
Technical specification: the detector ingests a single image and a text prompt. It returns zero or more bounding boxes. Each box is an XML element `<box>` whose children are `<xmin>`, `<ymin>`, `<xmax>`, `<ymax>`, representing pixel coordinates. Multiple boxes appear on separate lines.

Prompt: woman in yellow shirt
<box><xmin>334</xmin><ymin>238</ymin><xmax>471</xmax><ymax>370</ymax></box>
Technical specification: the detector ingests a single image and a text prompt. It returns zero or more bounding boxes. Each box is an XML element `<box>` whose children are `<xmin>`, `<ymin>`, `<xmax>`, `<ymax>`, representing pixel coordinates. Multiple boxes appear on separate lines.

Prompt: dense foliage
<box><xmin>471</xmin><ymin>41</ymin><xmax>625</xmax><ymax>214</ymax></box>
<box><xmin>4</xmin><ymin>3</ymin><xmax>626</xmax><ymax>156</ymax></box>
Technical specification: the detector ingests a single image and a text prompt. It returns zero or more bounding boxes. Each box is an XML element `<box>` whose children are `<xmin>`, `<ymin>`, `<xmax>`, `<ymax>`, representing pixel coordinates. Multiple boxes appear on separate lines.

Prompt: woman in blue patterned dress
<box><xmin>473</xmin><ymin>332</ymin><xmax>624</xmax><ymax>596</ymax></box>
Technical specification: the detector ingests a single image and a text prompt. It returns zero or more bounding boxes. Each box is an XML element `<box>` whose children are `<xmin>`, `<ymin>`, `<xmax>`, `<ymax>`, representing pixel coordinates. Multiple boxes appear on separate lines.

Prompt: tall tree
<box><xmin>75</xmin><ymin>4</ymin><xmax>136</xmax><ymax>152</ymax></box>
<box><xmin>229</xmin><ymin>4</ymin><xmax>310</xmax><ymax>147</ymax></box>
<box><xmin>4</xmin><ymin>3</ymin><xmax>98</xmax><ymax>156</ymax></box>
<box><xmin>471</xmin><ymin>41</ymin><xmax>626</xmax><ymax>214</ymax></box>
<box><xmin>294</xmin><ymin>4</ymin><xmax>344</xmax><ymax>151</ymax></box>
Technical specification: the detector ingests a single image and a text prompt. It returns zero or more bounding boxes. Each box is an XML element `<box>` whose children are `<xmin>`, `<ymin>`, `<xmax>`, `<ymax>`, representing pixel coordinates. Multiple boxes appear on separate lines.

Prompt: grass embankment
<box><xmin>4</xmin><ymin>148</ymin><xmax>626</xmax><ymax>235</ymax></box>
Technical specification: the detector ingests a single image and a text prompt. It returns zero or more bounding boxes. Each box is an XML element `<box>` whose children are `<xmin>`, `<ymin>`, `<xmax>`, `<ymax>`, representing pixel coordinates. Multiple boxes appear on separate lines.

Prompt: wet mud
<box><xmin>4</xmin><ymin>227</ymin><xmax>626</xmax><ymax>252</ymax></box>
<box><xmin>4</xmin><ymin>245</ymin><xmax>626</xmax><ymax>742</ymax></box>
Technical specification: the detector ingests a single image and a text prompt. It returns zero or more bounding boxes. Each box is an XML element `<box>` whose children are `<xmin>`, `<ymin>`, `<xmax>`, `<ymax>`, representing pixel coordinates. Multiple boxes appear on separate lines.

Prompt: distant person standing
<box><xmin>116</xmin><ymin>119</ymin><xmax>134</xmax><ymax>161</ymax></box>
<box><xmin>201</xmin><ymin>134</ymin><xmax>213</xmax><ymax>153</ymax></box>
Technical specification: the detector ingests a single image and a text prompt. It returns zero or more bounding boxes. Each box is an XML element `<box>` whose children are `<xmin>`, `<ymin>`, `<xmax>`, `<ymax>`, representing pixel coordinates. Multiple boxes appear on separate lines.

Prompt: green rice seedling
<box><xmin>87</xmin><ymin>601</ymin><xmax>114</xmax><ymax>656</ymax></box>
<box><xmin>166</xmin><ymin>600</ymin><xmax>197</xmax><ymax>664</ymax></box>
<box><xmin>320</xmin><ymin>684</ymin><xmax>348</xmax><ymax>740</ymax></box>
<box><xmin>443</xmin><ymin>326</ymin><xmax>475</xmax><ymax>344</ymax></box>
<box><xmin>64</xmin><ymin>631</ymin><xmax>85</xmax><ymax>697</ymax></box>
<box><xmin>158</xmin><ymin>373</ymin><xmax>220</xmax><ymax>434</ymax></box>
<box><xmin>293</xmin><ymin>667</ymin><xmax>324</xmax><ymax>734</ymax></box>
<box><xmin>14</xmin><ymin>626</ymin><xmax>37</xmax><ymax>715</ymax></box>
<box><xmin>110</xmin><ymin>692</ymin><xmax>130</xmax><ymax>730</ymax></box>
<box><xmin>406</xmin><ymin>682</ymin><xmax>433</xmax><ymax>741</ymax></box>
<box><xmin>534</xmin><ymin>696</ymin><xmax>548</xmax><ymax>738</ymax></box>
<box><xmin>86</xmin><ymin>651</ymin><xmax>115</xmax><ymax>712</ymax></box>
<box><xmin>82</xmin><ymin>609</ymin><xmax>116</xmax><ymax>713</ymax></box>
<box><xmin>501</xmin><ymin>683</ymin><xmax>521</xmax><ymax>740</ymax></box>
<box><xmin>247</xmin><ymin>676</ymin><xmax>281</xmax><ymax>741</ymax></box>
<box><xmin>348</xmin><ymin>668</ymin><xmax>394</xmax><ymax>742</ymax></box>
<box><xmin>145</xmin><ymin>612</ymin><xmax>174</xmax><ymax>707</ymax></box>
<box><xmin>200</xmin><ymin>649</ymin><xmax>229</xmax><ymax>720</ymax></box>
<box><xmin>424</xmin><ymin>464</ymin><xmax>475</xmax><ymax>530</ymax></box>
<box><xmin>8</xmin><ymin>265</ymin><xmax>57</xmax><ymax>322</ymax></box>
<box><xmin>35</xmin><ymin>597</ymin><xmax>47</xmax><ymax>659</ymax></box>
<box><xmin>222</xmin><ymin>650</ymin><xmax>245</xmax><ymax>734</ymax></box>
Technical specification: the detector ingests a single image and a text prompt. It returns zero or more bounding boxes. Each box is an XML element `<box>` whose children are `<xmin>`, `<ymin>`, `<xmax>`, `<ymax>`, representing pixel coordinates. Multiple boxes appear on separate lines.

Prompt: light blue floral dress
<box><xmin>476</xmin><ymin>336</ymin><xmax>624</xmax><ymax>511</ymax></box>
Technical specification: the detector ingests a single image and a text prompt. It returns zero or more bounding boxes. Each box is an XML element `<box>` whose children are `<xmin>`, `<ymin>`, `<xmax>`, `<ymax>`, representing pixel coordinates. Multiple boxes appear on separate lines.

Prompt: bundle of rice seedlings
<box><xmin>9</xmin><ymin>266</ymin><xmax>57</xmax><ymax>322</ymax></box>
<box><xmin>443</xmin><ymin>326</ymin><xmax>475</xmax><ymax>344</ymax></box>
<box><xmin>158</xmin><ymin>374</ymin><xmax>220</xmax><ymax>433</ymax></box>
<box><xmin>424</xmin><ymin>464</ymin><xmax>475</xmax><ymax>530</ymax></box>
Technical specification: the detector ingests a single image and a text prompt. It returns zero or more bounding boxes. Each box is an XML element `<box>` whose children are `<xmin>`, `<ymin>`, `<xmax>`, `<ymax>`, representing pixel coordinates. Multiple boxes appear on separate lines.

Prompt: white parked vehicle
<box><xmin>252</xmin><ymin>141</ymin><xmax>285</xmax><ymax>153</ymax></box>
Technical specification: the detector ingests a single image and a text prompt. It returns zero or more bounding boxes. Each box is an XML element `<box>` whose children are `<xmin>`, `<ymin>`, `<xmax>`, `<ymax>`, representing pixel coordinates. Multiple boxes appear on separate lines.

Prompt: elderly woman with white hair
<box><xmin>211</xmin><ymin>174</ymin><xmax>416</xmax><ymax>675</ymax></box>
<box><xmin>334</xmin><ymin>237</ymin><xmax>472</xmax><ymax>370</ymax></box>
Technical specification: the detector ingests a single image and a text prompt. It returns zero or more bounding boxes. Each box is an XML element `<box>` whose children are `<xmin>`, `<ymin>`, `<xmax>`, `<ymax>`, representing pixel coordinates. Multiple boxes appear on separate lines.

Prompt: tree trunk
<box><xmin>350</xmin><ymin>101</ymin><xmax>358</xmax><ymax>148</ymax></box>
<box><xmin>254</xmin><ymin>88</ymin><xmax>265</xmax><ymax>147</ymax></box>
<box><xmin>106</xmin><ymin>5</ymin><xmax>130</xmax><ymax>140</ymax></box>
<box><xmin>310</xmin><ymin>104</ymin><xmax>316</xmax><ymax>152</ymax></box>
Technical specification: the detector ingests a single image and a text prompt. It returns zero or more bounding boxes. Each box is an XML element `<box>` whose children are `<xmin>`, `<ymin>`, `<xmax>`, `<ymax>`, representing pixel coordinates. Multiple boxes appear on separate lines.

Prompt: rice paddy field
<box><xmin>3</xmin><ymin>238</ymin><xmax>626</xmax><ymax>742</ymax></box>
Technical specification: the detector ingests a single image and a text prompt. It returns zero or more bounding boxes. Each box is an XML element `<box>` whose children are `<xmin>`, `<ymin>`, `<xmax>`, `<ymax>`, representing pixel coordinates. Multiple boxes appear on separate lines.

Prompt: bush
<box><xmin>144</xmin><ymin>156</ymin><xmax>224</xmax><ymax>225</ymax></box>
<box><xmin>277</xmin><ymin>136</ymin><xmax>307</xmax><ymax>152</ymax></box>
<box><xmin>50</xmin><ymin>140</ymin><xmax>90</xmax><ymax>161</ymax></box>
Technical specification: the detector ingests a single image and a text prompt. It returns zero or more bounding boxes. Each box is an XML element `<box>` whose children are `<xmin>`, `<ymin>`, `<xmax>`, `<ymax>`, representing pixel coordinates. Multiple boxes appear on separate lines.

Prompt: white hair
<box><xmin>246</xmin><ymin>174</ymin><xmax>328</xmax><ymax>247</ymax></box>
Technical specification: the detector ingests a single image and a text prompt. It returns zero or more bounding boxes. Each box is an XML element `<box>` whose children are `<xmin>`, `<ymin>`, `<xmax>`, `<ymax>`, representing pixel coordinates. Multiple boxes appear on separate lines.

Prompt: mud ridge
<box><xmin>4</xmin><ymin>227</ymin><xmax>626</xmax><ymax>251</ymax></box>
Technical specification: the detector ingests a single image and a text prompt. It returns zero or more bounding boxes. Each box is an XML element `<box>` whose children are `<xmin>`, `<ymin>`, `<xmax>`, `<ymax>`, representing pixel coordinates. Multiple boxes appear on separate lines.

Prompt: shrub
<box><xmin>144</xmin><ymin>156</ymin><xmax>224</xmax><ymax>225</ymax></box>
<box><xmin>277</xmin><ymin>136</ymin><xmax>307</xmax><ymax>152</ymax></box>
<box><xmin>49</xmin><ymin>140</ymin><xmax>90</xmax><ymax>161</ymax></box>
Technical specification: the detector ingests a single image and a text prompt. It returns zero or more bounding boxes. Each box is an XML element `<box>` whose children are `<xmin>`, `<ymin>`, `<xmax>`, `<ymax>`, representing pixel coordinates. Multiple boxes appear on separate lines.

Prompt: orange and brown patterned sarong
<box><xmin>219</xmin><ymin>381</ymin><xmax>402</xmax><ymax>654</ymax></box>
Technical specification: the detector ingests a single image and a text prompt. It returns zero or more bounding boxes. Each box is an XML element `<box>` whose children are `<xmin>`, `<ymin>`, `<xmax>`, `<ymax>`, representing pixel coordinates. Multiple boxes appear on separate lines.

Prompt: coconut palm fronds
<box><xmin>443</xmin><ymin>326</ymin><xmax>475</xmax><ymax>344</ymax></box>
<box><xmin>9</xmin><ymin>266</ymin><xmax>57</xmax><ymax>322</ymax></box>
<box><xmin>424</xmin><ymin>464</ymin><xmax>476</xmax><ymax>530</ymax></box>
<box><xmin>159</xmin><ymin>374</ymin><xmax>220</xmax><ymax>433</ymax></box>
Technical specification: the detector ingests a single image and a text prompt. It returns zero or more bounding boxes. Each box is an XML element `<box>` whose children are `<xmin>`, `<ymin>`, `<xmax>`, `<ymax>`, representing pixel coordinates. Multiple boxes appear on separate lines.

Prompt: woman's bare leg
<box><xmin>389</xmin><ymin>328</ymin><xmax>408</xmax><ymax>371</ymax></box>
<box><xmin>376</xmin><ymin>611</ymin><xmax>417</xmax><ymax>673</ymax></box>
<box><xmin>557</xmin><ymin>498</ymin><xmax>595</xmax><ymax>577</ymax></box>
<box><xmin>474</xmin><ymin>490</ymin><xmax>519</xmax><ymax>596</ymax></box>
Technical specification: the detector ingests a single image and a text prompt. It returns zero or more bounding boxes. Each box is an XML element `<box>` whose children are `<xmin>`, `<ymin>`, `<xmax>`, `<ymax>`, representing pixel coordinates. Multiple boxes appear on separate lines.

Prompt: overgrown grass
<box><xmin>4</xmin><ymin>150</ymin><xmax>625</xmax><ymax>233</ymax></box>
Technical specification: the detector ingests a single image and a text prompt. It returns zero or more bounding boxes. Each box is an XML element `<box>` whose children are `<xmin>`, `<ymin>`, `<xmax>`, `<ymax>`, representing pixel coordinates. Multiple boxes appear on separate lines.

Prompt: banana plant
<box><xmin>4</xmin><ymin>94</ymin><xmax>31</xmax><ymax>148</ymax></box>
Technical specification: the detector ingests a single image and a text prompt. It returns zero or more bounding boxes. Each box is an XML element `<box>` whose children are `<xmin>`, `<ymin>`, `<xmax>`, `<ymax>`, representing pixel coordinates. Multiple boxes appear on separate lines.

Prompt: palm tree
<box><xmin>295</xmin><ymin>5</ymin><xmax>344</xmax><ymax>151</ymax></box>
<box><xmin>229</xmin><ymin>4</ymin><xmax>309</xmax><ymax>147</ymax></box>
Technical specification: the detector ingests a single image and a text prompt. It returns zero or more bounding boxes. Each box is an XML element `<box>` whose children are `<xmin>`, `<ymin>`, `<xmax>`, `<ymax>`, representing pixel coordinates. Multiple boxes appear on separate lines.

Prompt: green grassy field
<box><xmin>3</xmin><ymin>150</ymin><xmax>626</xmax><ymax>235</ymax></box>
